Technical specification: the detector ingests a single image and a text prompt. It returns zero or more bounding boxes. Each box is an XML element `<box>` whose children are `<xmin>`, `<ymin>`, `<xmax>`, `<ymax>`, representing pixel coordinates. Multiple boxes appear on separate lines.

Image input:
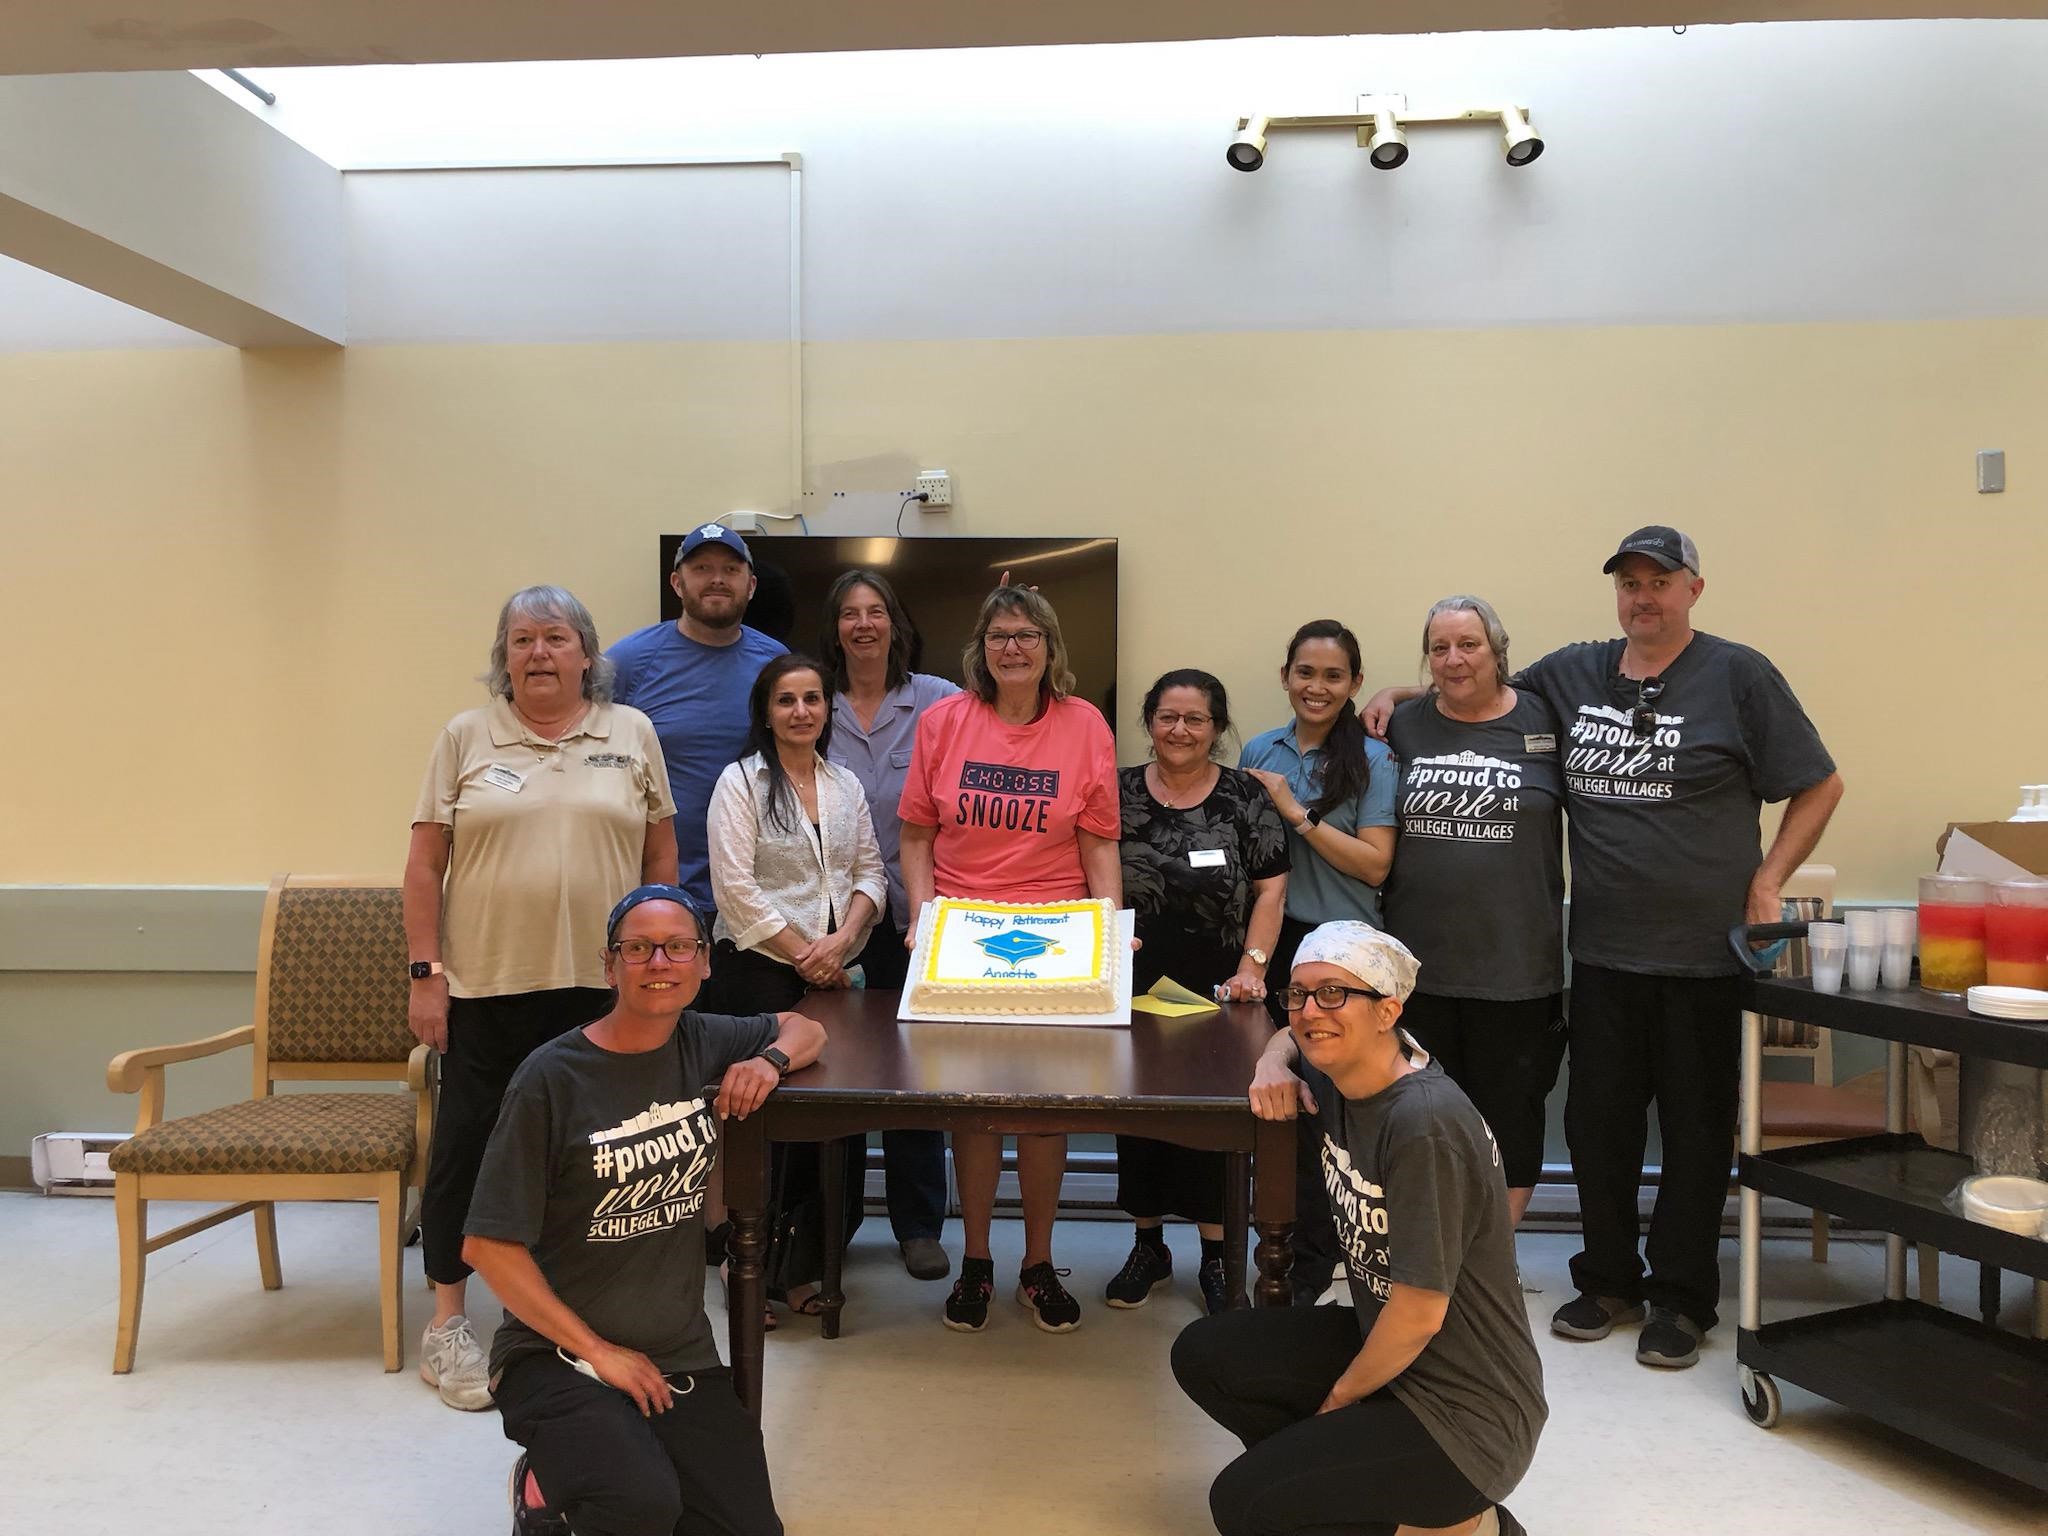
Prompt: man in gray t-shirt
<box><xmin>1512</xmin><ymin>527</ymin><xmax>1842</xmax><ymax>1367</ymax></box>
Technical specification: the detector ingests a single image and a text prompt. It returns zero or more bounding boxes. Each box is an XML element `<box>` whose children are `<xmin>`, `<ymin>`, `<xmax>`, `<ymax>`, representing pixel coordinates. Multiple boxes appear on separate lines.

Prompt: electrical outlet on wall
<box><xmin>914</xmin><ymin>470</ymin><xmax>953</xmax><ymax>508</ymax></box>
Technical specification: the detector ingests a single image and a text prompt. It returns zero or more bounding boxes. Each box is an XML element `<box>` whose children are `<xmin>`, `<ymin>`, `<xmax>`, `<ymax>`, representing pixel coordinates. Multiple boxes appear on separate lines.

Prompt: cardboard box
<box><xmin>1936</xmin><ymin>822</ymin><xmax>2048</xmax><ymax>882</ymax></box>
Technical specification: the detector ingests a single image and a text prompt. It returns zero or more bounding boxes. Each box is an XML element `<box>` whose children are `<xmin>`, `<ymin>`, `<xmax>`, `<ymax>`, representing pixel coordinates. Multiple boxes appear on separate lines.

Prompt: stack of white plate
<box><xmin>1964</xmin><ymin>985</ymin><xmax>2048</xmax><ymax>1020</ymax></box>
<box><xmin>1958</xmin><ymin>1174</ymin><xmax>2048</xmax><ymax>1237</ymax></box>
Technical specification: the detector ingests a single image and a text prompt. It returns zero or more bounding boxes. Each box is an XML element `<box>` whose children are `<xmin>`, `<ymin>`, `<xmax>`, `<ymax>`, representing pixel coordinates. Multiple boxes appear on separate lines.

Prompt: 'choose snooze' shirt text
<box><xmin>897</xmin><ymin>691</ymin><xmax>1119</xmax><ymax>902</ymax></box>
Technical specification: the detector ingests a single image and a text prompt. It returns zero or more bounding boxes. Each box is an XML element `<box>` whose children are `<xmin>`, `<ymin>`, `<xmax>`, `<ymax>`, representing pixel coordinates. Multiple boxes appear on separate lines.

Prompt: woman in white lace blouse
<box><xmin>704</xmin><ymin>652</ymin><xmax>887</xmax><ymax>1320</ymax></box>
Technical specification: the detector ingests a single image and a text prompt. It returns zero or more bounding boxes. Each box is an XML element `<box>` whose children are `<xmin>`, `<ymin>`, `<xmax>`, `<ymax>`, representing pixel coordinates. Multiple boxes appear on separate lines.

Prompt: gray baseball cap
<box><xmin>1602</xmin><ymin>525</ymin><xmax>1700</xmax><ymax>575</ymax></box>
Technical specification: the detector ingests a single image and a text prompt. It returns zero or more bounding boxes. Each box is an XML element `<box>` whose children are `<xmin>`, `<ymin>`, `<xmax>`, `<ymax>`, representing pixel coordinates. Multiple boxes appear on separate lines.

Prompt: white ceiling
<box><xmin>1</xmin><ymin>0</ymin><xmax>2046</xmax><ymax>74</ymax></box>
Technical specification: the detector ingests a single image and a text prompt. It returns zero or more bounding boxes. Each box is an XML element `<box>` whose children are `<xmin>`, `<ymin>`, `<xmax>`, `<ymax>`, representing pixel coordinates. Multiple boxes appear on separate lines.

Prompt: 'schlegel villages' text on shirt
<box><xmin>1515</xmin><ymin>633</ymin><xmax>1835</xmax><ymax>976</ymax></box>
<box><xmin>1384</xmin><ymin>693</ymin><xmax>1565</xmax><ymax>1000</ymax></box>
<box><xmin>465</xmin><ymin>1011</ymin><xmax>778</xmax><ymax>1379</ymax></box>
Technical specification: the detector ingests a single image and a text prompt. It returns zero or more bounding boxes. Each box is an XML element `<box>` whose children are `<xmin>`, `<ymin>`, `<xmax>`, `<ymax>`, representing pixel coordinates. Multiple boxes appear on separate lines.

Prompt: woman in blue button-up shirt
<box><xmin>819</xmin><ymin>569</ymin><xmax>961</xmax><ymax>1282</ymax></box>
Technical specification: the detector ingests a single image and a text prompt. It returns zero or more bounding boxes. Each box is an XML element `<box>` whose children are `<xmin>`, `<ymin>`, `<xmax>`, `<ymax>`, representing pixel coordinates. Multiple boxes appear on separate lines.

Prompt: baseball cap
<box><xmin>674</xmin><ymin>522</ymin><xmax>754</xmax><ymax>567</ymax></box>
<box><xmin>1602</xmin><ymin>525</ymin><xmax>1700</xmax><ymax>575</ymax></box>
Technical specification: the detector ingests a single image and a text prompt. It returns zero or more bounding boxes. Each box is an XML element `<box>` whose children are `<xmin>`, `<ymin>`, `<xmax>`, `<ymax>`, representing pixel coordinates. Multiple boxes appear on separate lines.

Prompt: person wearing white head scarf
<box><xmin>1169</xmin><ymin>921</ymin><xmax>1545</xmax><ymax>1536</ymax></box>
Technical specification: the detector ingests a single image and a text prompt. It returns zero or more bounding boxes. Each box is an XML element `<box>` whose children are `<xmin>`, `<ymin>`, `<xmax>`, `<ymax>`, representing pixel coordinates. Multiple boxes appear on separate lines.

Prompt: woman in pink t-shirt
<box><xmin>898</xmin><ymin>586</ymin><xmax>1121</xmax><ymax>1335</ymax></box>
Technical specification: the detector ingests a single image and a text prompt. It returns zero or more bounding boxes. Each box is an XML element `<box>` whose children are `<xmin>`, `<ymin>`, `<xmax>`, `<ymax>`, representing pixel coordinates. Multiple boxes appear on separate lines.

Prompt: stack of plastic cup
<box><xmin>1880</xmin><ymin>908</ymin><xmax>1916</xmax><ymax>990</ymax></box>
<box><xmin>1808</xmin><ymin>922</ymin><xmax>1848</xmax><ymax>994</ymax></box>
<box><xmin>1843</xmin><ymin>911</ymin><xmax>1882</xmax><ymax>990</ymax></box>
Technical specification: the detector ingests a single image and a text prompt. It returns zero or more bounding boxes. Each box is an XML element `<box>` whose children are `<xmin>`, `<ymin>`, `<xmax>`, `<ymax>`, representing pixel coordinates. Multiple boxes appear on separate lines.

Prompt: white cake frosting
<box><xmin>908</xmin><ymin>898</ymin><xmax>1119</xmax><ymax>1016</ymax></box>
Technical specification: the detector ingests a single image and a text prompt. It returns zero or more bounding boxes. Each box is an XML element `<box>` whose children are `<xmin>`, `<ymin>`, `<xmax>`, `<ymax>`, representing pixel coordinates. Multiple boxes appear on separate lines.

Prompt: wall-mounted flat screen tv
<box><xmin>658</xmin><ymin>534</ymin><xmax>1119</xmax><ymax>721</ymax></box>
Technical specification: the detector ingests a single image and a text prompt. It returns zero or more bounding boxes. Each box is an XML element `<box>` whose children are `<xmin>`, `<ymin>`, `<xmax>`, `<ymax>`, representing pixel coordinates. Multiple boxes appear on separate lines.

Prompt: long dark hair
<box><xmin>1140</xmin><ymin>668</ymin><xmax>1235</xmax><ymax>760</ymax></box>
<box><xmin>744</xmin><ymin>654</ymin><xmax>833</xmax><ymax>833</ymax></box>
<box><xmin>1283</xmin><ymin>620</ymin><xmax>1370</xmax><ymax>818</ymax></box>
<box><xmin>819</xmin><ymin>569</ymin><xmax>915</xmax><ymax>692</ymax></box>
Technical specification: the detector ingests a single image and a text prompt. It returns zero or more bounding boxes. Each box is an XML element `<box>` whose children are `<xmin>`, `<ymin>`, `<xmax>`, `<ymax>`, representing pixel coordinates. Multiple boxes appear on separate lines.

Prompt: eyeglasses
<box><xmin>1629</xmin><ymin>676</ymin><xmax>1666</xmax><ymax>737</ymax></box>
<box><xmin>1152</xmin><ymin>712</ymin><xmax>1214</xmax><ymax>731</ymax></box>
<box><xmin>1278</xmin><ymin>982</ymin><xmax>1386</xmax><ymax>1012</ymax></box>
<box><xmin>609</xmin><ymin>937</ymin><xmax>708</xmax><ymax>965</ymax></box>
<box><xmin>984</xmin><ymin>628</ymin><xmax>1046</xmax><ymax>652</ymax></box>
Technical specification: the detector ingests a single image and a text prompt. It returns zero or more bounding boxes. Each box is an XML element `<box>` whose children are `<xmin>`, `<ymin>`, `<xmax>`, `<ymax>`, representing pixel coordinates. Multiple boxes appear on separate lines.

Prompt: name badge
<box><xmin>482</xmin><ymin>764</ymin><xmax>525</xmax><ymax>793</ymax></box>
<box><xmin>1189</xmin><ymin>849</ymin><xmax>1227</xmax><ymax>869</ymax></box>
<box><xmin>1524</xmin><ymin>734</ymin><xmax>1557</xmax><ymax>754</ymax></box>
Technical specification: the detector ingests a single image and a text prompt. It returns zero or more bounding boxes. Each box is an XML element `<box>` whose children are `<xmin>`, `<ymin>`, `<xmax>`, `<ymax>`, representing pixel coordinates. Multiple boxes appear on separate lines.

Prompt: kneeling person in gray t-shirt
<box><xmin>464</xmin><ymin>884</ymin><xmax>825</xmax><ymax>1536</ymax></box>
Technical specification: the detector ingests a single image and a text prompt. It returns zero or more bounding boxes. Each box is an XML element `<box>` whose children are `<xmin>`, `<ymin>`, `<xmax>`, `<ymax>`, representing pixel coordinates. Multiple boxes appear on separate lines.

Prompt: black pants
<box><xmin>1261</xmin><ymin>915</ymin><xmax>1339</xmax><ymax>1289</ymax></box>
<box><xmin>1172</xmin><ymin>1307</ymin><xmax>1489</xmax><ymax>1536</ymax></box>
<box><xmin>701</xmin><ymin>941</ymin><xmax>864</xmax><ymax>1292</ymax></box>
<box><xmin>423</xmin><ymin>987</ymin><xmax>610</xmax><ymax>1285</ymax></box>
<box><xmin>496</xmin><ymin>1351</ymin><xmax>781</xmax><ymax>1536</ymax></box>
<box><xmin>1564</xmin><ymin>963</ymin><xmax>1743</xmax><ymax>1330</ymax></box>
<box><xmin>1116</xmin><ymin>1135</ymin><xmax>1227</xmax><ymax>1226</ymax></box>
<box><xmin>1400</xmin><ymin>991</ymin><xmax>1566</xmax><ymax>1190</ymax></box>
<box><xmin>854</xmin><ymin>914</ymin><xmax>948</xmax><ymax>1242</ymax></box>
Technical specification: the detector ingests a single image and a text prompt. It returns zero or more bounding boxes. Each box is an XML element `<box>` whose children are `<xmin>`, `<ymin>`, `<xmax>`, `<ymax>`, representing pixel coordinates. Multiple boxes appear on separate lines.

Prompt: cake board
<box><xmin>895</xmin><ymin>907</ymin><xmax>1137</xmax><ymax>1028</ymax></box>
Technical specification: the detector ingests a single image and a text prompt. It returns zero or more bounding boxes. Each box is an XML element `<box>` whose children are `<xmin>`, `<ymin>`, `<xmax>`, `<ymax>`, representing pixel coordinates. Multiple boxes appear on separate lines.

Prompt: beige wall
<box><xmin>7</xmin><ymin>318</ymin><xmax>2044</xmax><ymax>898</ymax></box>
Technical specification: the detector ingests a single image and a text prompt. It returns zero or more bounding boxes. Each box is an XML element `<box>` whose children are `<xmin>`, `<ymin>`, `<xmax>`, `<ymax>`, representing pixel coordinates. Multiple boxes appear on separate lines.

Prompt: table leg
<box><xmin>1252</xmin><ymin>1115</ymin><xmax>1296</xmax><ymax>1307</ymax></box>
<box><xmin>820</xmin><ymin>1137</ymin><xmax>847</xmax><ymax>1340</ymax></box>
<box><xmin>1223</xmin><ymin>1151</ymin><xmax>1250</xmax><ymax>1310</ymax></box>
<box><xmin>1980</xmin><ymin>1262</ymin><xmax>2001</xmax><ymax>1328</ymax></box>
<box><xmin>724</xmin><ymin>1116</ymin><xmax>770</xmax><ymax>1422</ymax></box>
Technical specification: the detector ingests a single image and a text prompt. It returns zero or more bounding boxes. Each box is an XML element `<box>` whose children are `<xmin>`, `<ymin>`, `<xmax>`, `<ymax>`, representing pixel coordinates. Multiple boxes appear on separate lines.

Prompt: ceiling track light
<box><xmin>1228</xmin><ymin>95</ymin><xmax>1543</xmax><ymax>172</ymax></box>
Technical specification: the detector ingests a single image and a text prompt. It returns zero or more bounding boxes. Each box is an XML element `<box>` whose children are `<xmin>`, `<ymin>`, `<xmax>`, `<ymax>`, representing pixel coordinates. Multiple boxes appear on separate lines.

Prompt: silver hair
<box><xmin>483</xmin><ymin>585</ymin><xmax>615</xmax><ymax>703</ymax></box>
<box><xmin>1420</xmin><ymin>594</ymin><xmax>1511</xmax><ymax>688</ymax></box>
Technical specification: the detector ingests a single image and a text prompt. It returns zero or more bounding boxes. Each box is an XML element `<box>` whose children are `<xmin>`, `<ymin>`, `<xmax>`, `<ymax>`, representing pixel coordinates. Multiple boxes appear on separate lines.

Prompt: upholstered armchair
<box><xmin>106</xmin><ymin>875</ymin><xmax>435</xmax><ymax>1373</ymax></box>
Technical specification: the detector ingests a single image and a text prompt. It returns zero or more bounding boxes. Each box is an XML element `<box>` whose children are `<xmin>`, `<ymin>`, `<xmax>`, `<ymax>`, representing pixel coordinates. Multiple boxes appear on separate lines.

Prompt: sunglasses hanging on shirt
<box><xmin>1630</xmin><ymin>676</ymin><xmax>1666</xmax><ymax>737</ymax></box>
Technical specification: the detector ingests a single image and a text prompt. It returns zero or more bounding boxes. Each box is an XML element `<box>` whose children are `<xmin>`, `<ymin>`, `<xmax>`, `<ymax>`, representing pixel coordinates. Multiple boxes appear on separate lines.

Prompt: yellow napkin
<box><xmin>1129</xmin><ymin>975</ymin><xmax>1221</xmax><ymax>1017</ymax></box>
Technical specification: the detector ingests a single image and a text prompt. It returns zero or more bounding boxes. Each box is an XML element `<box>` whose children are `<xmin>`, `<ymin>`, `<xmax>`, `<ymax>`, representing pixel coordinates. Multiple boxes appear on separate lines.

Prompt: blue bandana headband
<box><xmin>605</xmin><ymin>884</ymin><xmax>705</xmax><ymax>946</ymax></box>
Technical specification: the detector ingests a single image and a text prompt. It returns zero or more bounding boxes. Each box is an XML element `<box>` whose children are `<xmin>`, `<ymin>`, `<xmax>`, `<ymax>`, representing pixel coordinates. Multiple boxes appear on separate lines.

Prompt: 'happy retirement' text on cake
<box><xmin>908</xmin><ymin>898</ymin><xmax>1119</xmax><ymax>1016</ymax></box>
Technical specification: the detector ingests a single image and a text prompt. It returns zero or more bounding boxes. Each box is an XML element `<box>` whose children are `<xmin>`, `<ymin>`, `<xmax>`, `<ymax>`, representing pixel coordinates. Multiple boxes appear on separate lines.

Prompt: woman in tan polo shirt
<box><xmin>402</xmin><ymin>584</ymin><xmax>676</xmax><ymax>1412</ymax></box>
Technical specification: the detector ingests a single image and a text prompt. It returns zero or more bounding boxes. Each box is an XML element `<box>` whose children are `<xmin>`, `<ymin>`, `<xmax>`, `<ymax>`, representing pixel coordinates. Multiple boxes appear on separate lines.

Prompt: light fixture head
<box><xmin>1366</xmin><ymin>110</ymin><xmax>1408</xmax><ymax>170</ymax></box>
<box><xmin>1227</xmin><ymin>115</ymin><xmax>1269</xmax><ymax>172</ymax></box>
<box><xmin>1500</xmin><ymin>106</ymin><xmax>1544</xmax><ymax>166</ymax></box>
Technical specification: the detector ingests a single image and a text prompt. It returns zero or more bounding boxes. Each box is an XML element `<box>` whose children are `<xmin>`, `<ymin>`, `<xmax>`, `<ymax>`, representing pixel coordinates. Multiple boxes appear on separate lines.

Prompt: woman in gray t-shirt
<box><xmin>1172</xmin><ymin>922</ymin><xmax>1545</xmax><ymax>1536</ymax></box>
<box><xmin>1384</xmin><ymin>596</ymin><xmax>1565</xmax><ymax>1227</ymax></box>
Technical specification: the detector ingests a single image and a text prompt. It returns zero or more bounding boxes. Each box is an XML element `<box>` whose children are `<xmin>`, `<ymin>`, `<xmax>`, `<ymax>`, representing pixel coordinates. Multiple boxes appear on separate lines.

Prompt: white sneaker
<box><xmin>419</xmin><ymin>1315</ymin><xmax>493</xmax><ymax>1410</ymax></box>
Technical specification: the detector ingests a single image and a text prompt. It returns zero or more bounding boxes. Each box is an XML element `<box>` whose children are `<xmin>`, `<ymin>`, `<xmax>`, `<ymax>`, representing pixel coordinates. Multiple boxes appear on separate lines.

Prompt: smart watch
<box><xmin>1295</xmin><ymin>808</ymin><xmax>1322</xmax><ymax>834</ymax></box>
<box><xmin>408</xmin><ymin>960</ymin><xmax>444</xmax><ymax>981</ymax></box>
<box><xmin>756</xmin><ymin>1045</ymin><xmax>792</xmax><ymax>1078</ymax></box>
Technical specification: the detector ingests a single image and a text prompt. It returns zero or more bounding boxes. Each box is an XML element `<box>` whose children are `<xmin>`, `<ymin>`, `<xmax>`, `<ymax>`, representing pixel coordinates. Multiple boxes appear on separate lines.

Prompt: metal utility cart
<box><xmin>1734</xmin><ymin>941</ymin><xmax>2048</xmax><ymax>1493</ymax></box>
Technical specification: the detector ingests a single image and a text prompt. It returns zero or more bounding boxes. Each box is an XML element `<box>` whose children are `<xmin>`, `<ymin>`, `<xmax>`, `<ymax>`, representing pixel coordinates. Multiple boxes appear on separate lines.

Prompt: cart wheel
<box><xmin>1739</xmin><ymin>1366</ymin><xmax>1781</xmax><ymax>1428</ymax></box>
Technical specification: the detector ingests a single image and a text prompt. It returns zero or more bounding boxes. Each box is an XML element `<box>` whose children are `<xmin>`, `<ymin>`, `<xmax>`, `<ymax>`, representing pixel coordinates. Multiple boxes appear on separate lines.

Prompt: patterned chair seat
<box><xmin>109</xmin><ymin>1092</ymin><xmax>416</xmax><ymax>1177</ymax></box>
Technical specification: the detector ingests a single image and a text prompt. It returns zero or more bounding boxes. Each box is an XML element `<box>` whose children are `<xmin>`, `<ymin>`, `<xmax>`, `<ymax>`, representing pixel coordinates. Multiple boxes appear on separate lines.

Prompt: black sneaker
<box><xmin>943</xmin><ymin>1256</ymin><xmax>995</xmax><ymax>1332</ymax></box>
<box><xmin>1635</xmin><ymin>1305</ymin><xmax>1704</xmax><ymax>1368</ymax></box>
<box><xmin>1103</xmin><ymin>1240</ymin><xmax>1174</xmax><ymax>1308</ymax></box>
<box><xmin>1197</xmin><ymin>1256</ymin><xmax>1232</xmax><ymax>1316</ymax></box>
<box><xmin>1549</xmin><ymin>1292</ymin><xmax>1646</xmax><ymax>1341</ymax></box>
<box><xmin>1016</xmin><ymin>1262</ymin><xmax>1082</xmax><ymax>1333</ymax></box>
<box><xmin>1289</xmin><ymin>1259</ymin><xmax>1335</xmax><ymax>1307</ymax></box>
<box><xmin>509</xmin><ymin>1453</ymin><xmax>570</xmax><ymax>1536</ymax></box>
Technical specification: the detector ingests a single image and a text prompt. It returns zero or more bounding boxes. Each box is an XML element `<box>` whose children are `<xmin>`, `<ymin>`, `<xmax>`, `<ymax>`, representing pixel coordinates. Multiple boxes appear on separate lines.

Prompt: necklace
<box><xmin>1151</xmin><ymin>762</ymin><xmax>1216</xmax><ymax>809</ymax></box>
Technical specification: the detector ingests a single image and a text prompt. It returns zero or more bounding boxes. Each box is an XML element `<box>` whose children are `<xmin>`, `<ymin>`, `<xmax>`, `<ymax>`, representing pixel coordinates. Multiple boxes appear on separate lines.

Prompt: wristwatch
<box><xmin>1295</xmin><ymin>808</ymin><xmax>1322</xmax><ymax>834</ymax></box>
<box><xmin>1245</xmin><ymin>947</ymin><xmax>1270</xmax><ymax>968</ymax></box>
<box><xmin>755</xmin><ymin>1045</ymin><xmax>792</xmax><ymax>1078</ymax></box>
<box><xmin>407</xmin><ymin>960</ymin><xmax>444</xmax><ymax>981</ymax></box>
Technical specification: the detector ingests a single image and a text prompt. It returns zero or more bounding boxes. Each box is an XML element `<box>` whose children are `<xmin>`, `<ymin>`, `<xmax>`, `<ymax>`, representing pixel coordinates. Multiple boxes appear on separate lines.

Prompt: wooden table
<box><xmin>720</xmin><ymin>989</ymin><xmax>1299</xmax><ymax>1417</ymax></box>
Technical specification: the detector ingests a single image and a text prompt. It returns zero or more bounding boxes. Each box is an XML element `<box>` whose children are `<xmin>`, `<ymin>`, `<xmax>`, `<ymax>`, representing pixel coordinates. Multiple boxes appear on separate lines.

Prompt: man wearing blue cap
<box><xmin>466</xmin><ymin>884</ymin><xmax>824</xmax><ymax>1536</ymax></box>
<box><xmin>610</xmin><ymin>524</ymin><xmax>788</xmax><ymax>922</ymax></box>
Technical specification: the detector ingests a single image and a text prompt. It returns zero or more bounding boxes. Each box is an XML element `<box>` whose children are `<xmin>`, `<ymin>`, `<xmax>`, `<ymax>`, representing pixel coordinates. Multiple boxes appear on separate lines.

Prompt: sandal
<box><xmin>786</xmin><ymin>1287</ymin><xmax>825</xmax><ymax>1317</ymax></box>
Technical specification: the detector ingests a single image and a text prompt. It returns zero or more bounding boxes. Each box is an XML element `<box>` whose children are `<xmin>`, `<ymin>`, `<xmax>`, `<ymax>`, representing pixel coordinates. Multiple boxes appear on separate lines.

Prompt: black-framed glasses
<box><xmin>984</xmin><ymin>628</ymin><xmax>1046</xmax><ymax>652</ymax></box>
<box><xmin>1629</xmin><ymin>676</ymin><xmax>1666</xmax><ymax>737</ymax></box>
<box><xmin>1278</xmin><ymin>982</ymin><xmax>1386</xmax><ymax>1012</ymax></box>
<box><xmin>610</xmin><ymin>937</ymin><xmax>709</xmax><ymax>965</ymax></box>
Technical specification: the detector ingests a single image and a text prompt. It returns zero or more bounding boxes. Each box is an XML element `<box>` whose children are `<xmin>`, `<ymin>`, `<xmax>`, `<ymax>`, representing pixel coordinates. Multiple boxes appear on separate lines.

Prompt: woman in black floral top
<box><xmin>1110</xmin><ymin>669</ymin><xmax>1290</xmax><ymax>1315</ymax></box>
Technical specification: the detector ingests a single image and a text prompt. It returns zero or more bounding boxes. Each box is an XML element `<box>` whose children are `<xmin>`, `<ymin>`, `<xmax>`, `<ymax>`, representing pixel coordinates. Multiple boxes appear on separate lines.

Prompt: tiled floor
<box><xmin>1</xmin><ymin>1192</ymin><xmax>2042</xmax><ymax>1534</ymax></box>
